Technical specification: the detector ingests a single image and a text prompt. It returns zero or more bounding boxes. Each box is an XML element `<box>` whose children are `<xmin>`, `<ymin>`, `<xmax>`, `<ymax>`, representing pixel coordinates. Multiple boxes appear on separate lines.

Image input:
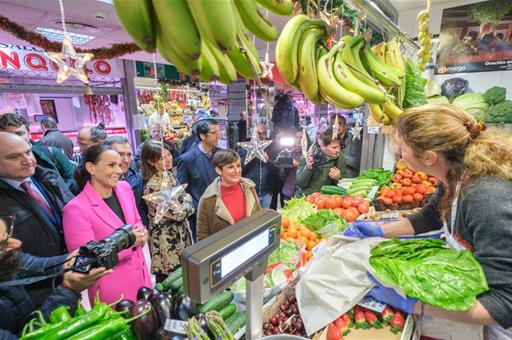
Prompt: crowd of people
<box><xmin>1</xmin><ymin>96</ymin><xmax>510</xmax><ymax>338</ymax></box>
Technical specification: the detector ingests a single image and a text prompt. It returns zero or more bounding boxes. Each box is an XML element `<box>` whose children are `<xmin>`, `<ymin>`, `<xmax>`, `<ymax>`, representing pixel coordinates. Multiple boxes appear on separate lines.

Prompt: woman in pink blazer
<box><xmin>63</xmin><ymin>144</ymin><xmax>152</xmax><ymax>305</ymax></box>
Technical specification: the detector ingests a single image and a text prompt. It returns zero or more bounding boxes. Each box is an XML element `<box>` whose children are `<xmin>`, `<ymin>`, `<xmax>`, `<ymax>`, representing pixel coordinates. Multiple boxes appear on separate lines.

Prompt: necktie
<box><xmin>20</xmin><ymin>181</ymin><xmax>55</xmax><ymax>217</ymax></box>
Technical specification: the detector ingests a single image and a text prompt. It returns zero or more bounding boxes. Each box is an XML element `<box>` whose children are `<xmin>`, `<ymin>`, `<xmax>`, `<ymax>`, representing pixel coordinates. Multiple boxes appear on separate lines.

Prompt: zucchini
<box><xmin>351</xmin><ymin>179</ymin><xmax>377</xmax><ymax>185</ymax></box>
<box><xmin>161</xmin><ymin>267</ymin><xmax>182</xmax><ymax>291</ymax></box>
<box><xmin>170</xmin><ymin>277</ymin><xmax>183</xmax><ymax>292</ymax></box>
<box><xmin>225</xmin><ymin>311</ymin><xmax>246</xmax><ymax>333</ymax></box>
<box><xmin>320</xmin><ymin>185</ymin><xmax>347</xmax><ymax>195</ymax></box>
<box><xmin>219</xmin><ymin>303</ymin><xmax>237</xmax><ymax>321</ymax></box>
<box><xmin>198</xmin><ymin>290</ymin><xmax>235</xmax><ymax>313</ymax></box>
<box><xmin>347</xmin><ymin>187</ymin><xmax>370</xmax><ymax>195</ymax></box>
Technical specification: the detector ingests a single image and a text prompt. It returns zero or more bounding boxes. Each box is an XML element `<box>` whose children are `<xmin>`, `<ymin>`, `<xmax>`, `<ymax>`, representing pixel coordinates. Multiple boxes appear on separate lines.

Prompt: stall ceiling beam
<box><xmin>0</xmin><ymin>84</ymin><xmax>123</xmax><ymax>95</ymax></box>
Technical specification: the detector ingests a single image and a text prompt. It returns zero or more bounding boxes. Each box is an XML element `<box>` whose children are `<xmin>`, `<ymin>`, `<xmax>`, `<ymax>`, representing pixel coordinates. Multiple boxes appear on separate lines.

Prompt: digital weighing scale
<box><xmin>181</xmin><ymin>209</ymin><xmax>281</xmax><ymax>339</ymax></box>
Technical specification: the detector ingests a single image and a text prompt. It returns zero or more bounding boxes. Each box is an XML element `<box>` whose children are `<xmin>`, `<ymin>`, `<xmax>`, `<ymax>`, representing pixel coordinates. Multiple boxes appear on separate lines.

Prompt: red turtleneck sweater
<box><xmin>220</xmin><ymin>183</ymin><xmax>246</xmax><ymax>223</ymax></box>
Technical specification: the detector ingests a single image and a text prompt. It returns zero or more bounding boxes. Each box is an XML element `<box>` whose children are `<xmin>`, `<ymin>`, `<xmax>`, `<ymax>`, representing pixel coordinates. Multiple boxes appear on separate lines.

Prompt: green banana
<box><xmin>234</xmin><ymin>0</ymin><xmax>278</xmax><ymax>41</ymax></box>
<box><xmin>206</xmin><ymin>41</ymin><xmax>237</xmax><ymax>84</ymax></box>
<box><xmin>317</xmin><ymin>46</ymin><xmax>365</xmax><ymax>109</ymax></box>
<box><xmin>335</xmin><ymin>43</ymin><xmax>386</xmax><ymax>104</ymax></box>
<box><xmin>156</xmin><ymin>32</ymin><xmax>200</xmax><ymax>76</ymax></box>
<box><xmin>197</xmin><ymin>41</ymin><xmax>220</xmax><ymax>82</ymax></box>
<box><xmin>227</xmin><ymin>36</ymin><xmax>261</xmax><ymax>79</ymax></box>
<box><xmin>187</xmin><ymin>0</ymin><xmax>237</xmax><ymax>52</ymax></box>
<box><xmin>297</xmin><ymin>28</ymin><xmax>323</xmax><ymax>101</ymax></box>
<box><xmin>275</xmin><ymin>15</ymin><xmax>323</xmax><ymax>86</ymax></box>
<box><xmin>362</xmin><ymin>45</ymin><xmax>401</xmax><ymax>88</ymax></box>
<box><xmin>256</xmin><ymin>0</ymin><xmax>294</xmax><ymax>15</ymax></box>
<box><xmin>384</xmin><ymin>39</ymin><xmax>405</xmax><ymax>79</ymax></box>
<box><xmin>113</xmin><ymin>0</ymin><xmax>155</xmax><ymax>51</ymax></box>
<box><xmin>151</xmin><ymin>0</ymin><xmax>201</xmax><ymax>60</ymax></box>
<box><xmin>341</xmin><ymin>36</ymin><xmax>377</xmax><ymax>88</ymax></box>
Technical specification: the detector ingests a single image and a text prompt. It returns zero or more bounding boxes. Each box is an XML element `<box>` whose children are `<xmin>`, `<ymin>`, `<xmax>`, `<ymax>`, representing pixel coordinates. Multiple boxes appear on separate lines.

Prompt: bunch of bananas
<box><xmin>114</xmin><ymin>0</ymin><xmax>295</xmax><ymax>83</ymax></box>
<box><xmin>417</xmin><ymin>8</ymin><xmax>432</xmax><ymax>72</ymax></box>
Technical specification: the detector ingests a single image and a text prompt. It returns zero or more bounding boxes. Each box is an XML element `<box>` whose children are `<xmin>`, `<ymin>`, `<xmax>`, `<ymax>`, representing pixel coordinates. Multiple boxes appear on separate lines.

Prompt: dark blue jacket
<box><xmin>176</xmin><ymin>144</ymin><xmax>218</xmax><ymax>209</ymax></box>
<box><xmin>239</xmin><ymin>144</ymin><xmax>278</xmax><ymax>196</ymax></box>
<box><xmin>123</xmin><ymin>162</ymin><xmax>148</xmax><ymax>226</ymax></box>
<box><xmin>0</xmin><ymin>253</ymin><xmax>80</xmax><ymax>337</ymax></box>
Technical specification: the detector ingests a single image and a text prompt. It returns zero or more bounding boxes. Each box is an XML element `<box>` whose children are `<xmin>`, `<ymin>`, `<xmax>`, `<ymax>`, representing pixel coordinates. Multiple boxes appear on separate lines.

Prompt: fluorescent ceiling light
<box><xmin>97</xmin><ymin>0</ymin><xmax>113</xmax><ymax>4</ymax></box>
<box><xmin>35</xmin><ymin>27</ymin><xmax>96</xmax><ymax>45</ymax></box>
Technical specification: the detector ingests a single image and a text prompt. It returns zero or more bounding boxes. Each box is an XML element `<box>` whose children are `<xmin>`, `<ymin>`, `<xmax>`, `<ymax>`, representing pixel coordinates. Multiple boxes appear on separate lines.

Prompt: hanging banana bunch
<box><xmin>416</xmin><ymin>0</ymin><xmax>432</xmax><ymax>72</ymax></box>
<box><xmin>114</xmin><ymin>0</ymin><xmax>295</xmax><ymax>84</ymax></box>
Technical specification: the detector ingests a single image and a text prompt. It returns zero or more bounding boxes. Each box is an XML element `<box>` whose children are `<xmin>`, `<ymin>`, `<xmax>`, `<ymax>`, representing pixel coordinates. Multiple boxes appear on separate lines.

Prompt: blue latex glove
<box><xmin>344</xmin><ymin>221</ymin><xmax>384</xmax><ymax>238</ymax></box>
<box><xmin>366</xmin><ymin>275</ymin><xmax>417</xmax><ymax>314</ymax></box>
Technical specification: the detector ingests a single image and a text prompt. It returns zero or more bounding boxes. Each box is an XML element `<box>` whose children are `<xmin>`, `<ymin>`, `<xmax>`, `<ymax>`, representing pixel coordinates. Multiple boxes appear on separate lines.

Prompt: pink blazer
<box><xmin>63</xmin><ymin>181</ymin><xmax>152</xmax><ymax>305</ymax></box>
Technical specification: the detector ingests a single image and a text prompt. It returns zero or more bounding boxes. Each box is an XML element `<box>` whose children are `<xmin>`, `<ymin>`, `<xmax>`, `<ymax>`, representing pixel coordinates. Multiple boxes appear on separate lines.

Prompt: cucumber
<box><xmin>225</xmin><ymin>311</ymin><xmax>246</xmax><ymax>333</ymax></box>
<box><xmin>348</xmin><ymin>184</ymin><xmax>372</xmax><ymax>192</ymax></box>
<box><xmin>320</xmin><ymin>185</ymin><xmax>347</xmax><ymax>195</ymax></box>
<box><xmin>219</xmin><ymin>303</ymin><xmax>237</xmax><ymax>320</ymax></box>
<box><xmin>161</xmin><ymin>267</ymin><xmax>182</xmax><ymax>291</ymax></box>
<box><xmin>198</xmin><ymin>290</ymin><xmax>235</xmax><ymax>313</ymax></box>
<box><xmin>170</xmin><ymin>277</ymin><xmax>183</xmax><ymax>292</ymax></box>
<box><xmin>351</xmin><ymin>178</ymin><xmax>377</xmax><ymax>185</ymax></box>
<box><xmin>347</xmin><ymin>187</ymin><xmax>370</xmax><ymax>195</ymax></box>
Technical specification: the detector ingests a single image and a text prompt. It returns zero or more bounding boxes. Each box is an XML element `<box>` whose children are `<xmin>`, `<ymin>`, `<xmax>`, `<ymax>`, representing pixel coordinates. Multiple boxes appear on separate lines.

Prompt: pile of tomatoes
<box><xmin>304</xmin><ymin>193</ymin><xmax>371</xmax><ymax>222</ymax></box>
<box><xmin>378</xmin><ymin>168</ymin><xmax>437</xmax><ymax>206</ymax></box>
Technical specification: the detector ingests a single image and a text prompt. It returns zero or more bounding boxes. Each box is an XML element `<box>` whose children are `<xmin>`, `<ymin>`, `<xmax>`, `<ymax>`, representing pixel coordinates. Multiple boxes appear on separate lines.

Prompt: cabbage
<box><xmin>452</xmin><ymin>92</ymin><xmax>489</xmax><ymax>121</ymax></box>
<box><xmin>427</xmin><ymin>95</ymin><xmax>450</xmax><ymax>105</ymax></box>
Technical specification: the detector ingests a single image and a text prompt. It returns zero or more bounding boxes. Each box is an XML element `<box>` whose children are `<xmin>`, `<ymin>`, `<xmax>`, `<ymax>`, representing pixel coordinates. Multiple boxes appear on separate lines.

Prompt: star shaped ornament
<box><xmin>350</xmin><ymin>121</ymin><xmax>363</xmax><ymax>141</ymax></box>
<box><xmin>239</xmin><ymin>128</ymin><xmax>272</xmax><ymax>165</ymax></box>
<box><xmin>143</xmin><ymin>173</ymin><xmax>188</xmax><ymax>224</ymax></box>
<box><xmin>45</xmin><ymin>35</ymin><xmax>94</xmax><ymax>84</ymax></box>
<box><xmin>259</xmin><ymin>51</ymin><xmax>274</xmax><ymax>79</ymax></box>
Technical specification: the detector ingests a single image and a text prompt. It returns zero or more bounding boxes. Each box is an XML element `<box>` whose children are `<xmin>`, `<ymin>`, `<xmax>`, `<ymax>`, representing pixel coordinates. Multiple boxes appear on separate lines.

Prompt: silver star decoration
<box><xmin>350</xmin><ymin>121</ymin><xmax>363</xmax><ymax>141</ymax></box>
<box><xmin>239</xmin><ymin>127</ymin><xmax>272</xmax><ymax>165</ymax></box>
<box><xmin>259</xmin><ymin>51</ymin><xmax>274</xmax><ymax>79</ymax></box>
<box><xmin>45</xmin><ymin>35</ymin><xmax>94</xmax><ymax>84</ymax></box>
<box><xmin>301</xmin><ymin>128</ymin><xmax>308</xmax><ymax>160</ymax></box>
<box><xmin>143</xmin><ymin>172</ymin><xmax>188</xmax><ymax>224</ymax></box>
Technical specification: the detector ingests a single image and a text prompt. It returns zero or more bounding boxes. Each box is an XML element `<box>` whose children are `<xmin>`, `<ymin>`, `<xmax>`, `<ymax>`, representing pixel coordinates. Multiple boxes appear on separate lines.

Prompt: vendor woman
<box><xmin>350</xmin><ymin>104</ymin><xmax>512</xmax><ymax>339</ymax></box>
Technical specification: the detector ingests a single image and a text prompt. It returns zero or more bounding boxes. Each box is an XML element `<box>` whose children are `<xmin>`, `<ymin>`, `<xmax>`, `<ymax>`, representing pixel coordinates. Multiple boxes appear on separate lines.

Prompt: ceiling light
<box><xmin>35</xmin><ymin>27</ymin><xmax>96</xmax><ymax>45</ymax></box>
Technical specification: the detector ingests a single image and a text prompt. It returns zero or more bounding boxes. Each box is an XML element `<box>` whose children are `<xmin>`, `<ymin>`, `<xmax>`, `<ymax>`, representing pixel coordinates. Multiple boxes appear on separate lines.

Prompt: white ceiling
<box><xmin>388</xmin><ymin>0</ymin><xmax>457</xmax><ymax>11</ymax></box>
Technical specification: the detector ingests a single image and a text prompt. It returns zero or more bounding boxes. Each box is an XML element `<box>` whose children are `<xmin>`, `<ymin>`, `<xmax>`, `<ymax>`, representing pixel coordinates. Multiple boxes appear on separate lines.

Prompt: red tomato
<box><xmin>411</xmin><ymin>175</ymin><xmax>422</xmax><ymax>184</ymax></box>
<box><xmin>425</xmin><ymin>186</ymin><xmax>436</xmax><ymax>194</ymax></box>
<box><xmin>385</xmin><ymin>190</ymin><xmax>395</xmax><ymax>198</ymax></box>
<box><xmin>314</xmin><ymin>198</ymin><xmax>325</xmax><ymax>209</ymax></box>
<box><xmin>333</xmin><ymin>195</ymin><xmax>343</xmax><ymax>208</ymax></box>
<box><xmin>413</xmin><ymin>193</ymin><xmax>424</xmax><ymax>201</ymax></box>
<box><xmin>325</xmin><ymin>197</ymin><xmax>338</xmax><ymax>209</ymax></box>
<box><xmin>345</xmin><ymin>207</ymin><xmax>359</xmax><ymax>222</ymax></box>
<box><xmin>383</xmin><ymin>197</ymin><xmax>394</xmax><ymax>205</ymax></box>
<box><xmin>377</xmin><ymin>195</ymin><xmax>386</xmax><ymax>200</ymax></box>
<box><xmin>392</xmin><ymin>174</ymin><xmax>402</xmax><ymax>182</ymax></box>
<box><xmin>403</xmin><ymin>186</ymin><xmax>415</xmax><ymax>195</ymax></box>
<box><xmin>415</xmin><ymin>184</ymin><xmax>427</xmax><ymax>194</ymax></box>
<box><xmin>403</xmin><ymin>169</ymin><xmax>414</xmax><ymax>179</ymax></box>
<box><xmin>428</xmin><ymin>176</ymin><xmax>438</xmax><ymax>185</ymax></box>
<box><xmin>333</xmin><ymin>207</ymin><xmax>344</xmax><ymax>217</ymax></box>
<box><xmin>393</xmin><ymin>195</ymin><xmax>403</xmax><ymax>204</ymax></box>
<box><xmin>402</xmin><ymin>194</ymin><xmax>414</xmax><ymax>203</ymax></box>
<box><xmin>310</xmin><ymin>192</ymin><xmax>321</xmax><ymax>198</ymax></box>
<box><xmin>396</xmin><ymin>169</ymin><xmax>405</xmax><ymax>177</ymax></box>
<box><xmin>380</xmin><ymin>186</ymin><xmax>391</xmax><ymax>194</ymax></box>
<box><xmin>342</xmin><ymin>197</ymin><xmax>353</xmax><ymax>209</ymax></box>
<box><xmin>358</xmin><ymin>202</ymin><xmax>370</xmax><ymax>214</ymax></box>
<box><xmin>351</xmin><ymin>195</ymin><xmax>365</xmax><ymax>208</ymax></box>
<box><xmin>401</xmin><ymin>178</ymin><xmax>412</xmax><ymax>187</ymax></box>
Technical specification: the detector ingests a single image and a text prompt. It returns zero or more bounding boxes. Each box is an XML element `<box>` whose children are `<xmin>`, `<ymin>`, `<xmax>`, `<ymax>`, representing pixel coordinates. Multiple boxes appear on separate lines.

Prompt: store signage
<box><xmin>0</xmin><ymin>44</ymin><xmax>122</xmax><ymax>78</ymax></box>
<box><xmin>31</xmin><ymin>127</ymin><xmax>127</xmax><ymax>141</ymax></box>
<box><xmin>436</xmin><ymin>1</ymin><xmax>512</xmax><ymax>74</ymax></box>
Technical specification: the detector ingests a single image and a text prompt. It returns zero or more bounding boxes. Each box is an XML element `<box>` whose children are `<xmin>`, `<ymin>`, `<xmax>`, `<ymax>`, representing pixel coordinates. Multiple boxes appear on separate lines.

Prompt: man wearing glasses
<box><xmin>0</xmin><ymin>216</ymin><xmax>109</xmax><ymax>338</ymax></box>
<box><xmin>177</xmin><ymin>119</ymin><xmax>220</xmax><ymax>241</ymax></box>
<box><xmin>0</xmin><ymin>132</ymin><xmax>74</xmax><ymax>308</ymax></box>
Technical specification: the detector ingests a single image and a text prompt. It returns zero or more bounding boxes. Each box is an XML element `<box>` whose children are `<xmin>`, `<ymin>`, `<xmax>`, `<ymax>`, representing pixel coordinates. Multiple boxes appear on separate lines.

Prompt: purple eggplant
<box><xmin>137</xmin><ymin>286</ymin><xmax>154</xmax><ymax>301</ymax></box>
<box><xmin>172</xmin><ymin>294</ymin><xmax>198</xmax><ymax>321</ymax></box>
<box><xmin>129</xmin><ymin>299</ymin><xmax>158</xmax><ymax>340</ymax></box>
<box><xmin>115</xmin><ymin>299</ymin><xmax>134</xmax><ymax>318</ymax></box>
<box><xmin>149</xmin><ymin>292</ymin><xmax>173</xmax><ymax>328</ymax></box>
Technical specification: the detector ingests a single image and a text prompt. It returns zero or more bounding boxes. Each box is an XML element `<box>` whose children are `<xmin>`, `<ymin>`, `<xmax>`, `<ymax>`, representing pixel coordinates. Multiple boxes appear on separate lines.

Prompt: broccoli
<box><xmin>483</xmin><ymin>86</ymin><xmax>506</xmax><ymax>106</ymax></box>
<box><xmin>487</xmin><ymin>100</ymin><xmax>512</xmax><ymax>123</ymax></box>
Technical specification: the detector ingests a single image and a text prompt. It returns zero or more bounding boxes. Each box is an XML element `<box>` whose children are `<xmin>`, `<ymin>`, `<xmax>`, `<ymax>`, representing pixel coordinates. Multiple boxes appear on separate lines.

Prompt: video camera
<box><xmin>72</xmin><ymin>225</ymin><xmax>135</xmax><ymax>274</ymax></box>
<box><xmin>274</xmin><ymin>136</ymin><xmax>302</xmax><ymax>168</ymax></box>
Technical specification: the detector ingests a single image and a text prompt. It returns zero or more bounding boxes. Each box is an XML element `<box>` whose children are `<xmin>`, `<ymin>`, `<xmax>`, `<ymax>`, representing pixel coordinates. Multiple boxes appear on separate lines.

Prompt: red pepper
<box><xmin>363</xmin><ymin>309</ymin><xmax>383</xmax><ymax>329</ymax></box>
<box><xmin>354</xmin><ymin>306</ymin><xmax>370</xmax><ymax>330</ymax></box>
<box><xmin>327</xmin><ymin>323</ymin><xmax>343</xmax><ymax>340</ymax></box>
<box><xmin>389</xmin><ymin>310</ymin><xmax>405</xmax><ymax>334</ymax></box>
<box><xmin>334</xmin><ymin>316</ymin><xmax>350</xmax><ymax>336</ymax></box>
<box><xmin>380</xmin><ymin>306</ymin><xmax>394</xmax><ymax>324</ymax></box>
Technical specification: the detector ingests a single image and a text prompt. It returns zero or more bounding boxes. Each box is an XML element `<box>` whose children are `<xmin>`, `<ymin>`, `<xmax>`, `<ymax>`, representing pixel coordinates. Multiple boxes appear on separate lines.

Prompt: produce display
<box><xmin>338</xmin><ymin>177</ymin><xmax>379</xmax><ymax>198</ymax></box>
<box><xmin>262</xmin><ymin>290</ymin><xmax>306</xmax><ymax>337</ymax></box>
<box><xmin>114</xmin><ymin>0</ymin><xmax>294</xmax><ymax>83</ymax></box>
<box><xmin>370</xmin><ymin>238</ymin><xmax>489</xmax><ymax>311</ymax></box>
<box><xmin>484</xmin><ymin>86</ymin><xmax>512</xmax><ymax>123</ymax></box>
<box><xmin>304</xmin><ymin>192</ymin><xmax>370</xmax><ymax>222</ymax></box>
<box><xmin>185</xmin><ymin>311</ymin><xmax>234</xmax><ymax>340</ymax></box>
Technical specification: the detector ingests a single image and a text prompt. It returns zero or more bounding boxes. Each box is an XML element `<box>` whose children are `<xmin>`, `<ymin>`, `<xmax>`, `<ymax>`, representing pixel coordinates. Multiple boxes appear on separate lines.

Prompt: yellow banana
<box><xmin>362</xmin><ymin>45</ymin><xmax>401</xmax><ymax>88</ymax></box>
<box><xmin>187</xmin><ymin>0</ymin><xmax>237</xmax><ymax>52</ymax></box>
<box><xmin>205</xmin><ymin>41</ymin><xmax>237</xmax><ymax>84</ymax></box>
<box><xmin>383</xmin><ymin>99</ymin><xmax>403</xmax><ymax>123</ymax></box>
<box><xmin>297</xmin><ymin>28</ymin><xmax>323</xmax><ymax>101</ymax></box>
<box><xmin>317</xmin><ymin>46</ymin><xmax>365</xmax><ymax>109</ymax></box>
<box><xmin>335</xmin><ymin>43</ymin><xmax>386</xmax><ymax>104</ymax></box>
<box><xmin>151</xmin><ymin>0</ymin><xmax>201</xmax><ymax>60</ymax></box>
<box><xmin>156</xmin><ymin>33</ymin><xmax>200</xmax><ymax>76</ymax></box>
<box><xmin>419</xmin><ymin>20</ymin><xmax>430</xmax><ymax>33</ymax></box>
<box><xmin>369</xmin><ymin>103</ymin><xmax>391</xmax><ymax>125</ymax></box>
<box><xmin>384</xmin><ymin>39</ymin><xmax>405</xmax><ymax>79</ymax></box>
<box><xmin>197</xmin><ymin>41</ymin><xmax>220</xmax><ymax>82</ymax></box>
<box><xmin>113</xmin><ymin>0</ymin><xmax>155</xmax><ymax>51</ymax></box>
<box><xmin>417</xmin><ymin>9</ymin><xmax>429</xmax><ymax>22</ymax></box>
<box><xmin>234</xmin><ymin>0</ymin><xmax>278</xmax><ymax>41</ymax></box>
<box><xmin>372</xmin><ymin>42</ymin><xmax>387</xmax><ymax>63</ymax></box>
<box><xmin>256</xmin><ymin>0</ymin><xmax>294</xmax><ymax>16</ymax></box>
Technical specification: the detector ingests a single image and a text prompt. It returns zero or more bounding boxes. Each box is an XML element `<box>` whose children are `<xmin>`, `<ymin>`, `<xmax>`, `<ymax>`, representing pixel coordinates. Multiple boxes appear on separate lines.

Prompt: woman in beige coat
<box><xmin>197</xmin><ymin>148</ymin><xmax>261</xmax><ymax>241</ymax></box>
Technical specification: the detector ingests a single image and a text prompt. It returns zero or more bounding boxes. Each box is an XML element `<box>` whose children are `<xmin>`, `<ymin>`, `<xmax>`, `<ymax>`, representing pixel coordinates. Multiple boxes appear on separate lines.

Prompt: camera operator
<box><xmin>296</xmin><ymin>127</ymin><xmax>347</xmax><ymax>196</ymax></box>
<box><xmin>0</xmin><ymin>216</ymin><xmax>110</xmax><ymax>339</ymax></box>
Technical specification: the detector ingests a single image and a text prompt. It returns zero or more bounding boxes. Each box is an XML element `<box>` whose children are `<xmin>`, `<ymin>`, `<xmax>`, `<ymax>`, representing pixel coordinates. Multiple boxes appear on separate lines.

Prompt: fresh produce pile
<box><xmin>357</xmin><ymin>168</ymin><xmax>394</xmax><ymax>189</ymax></box>
<box><xmin>280</xmin><ymin>216</ymin><xmax>321</xmax><ymax>260</ymax></box>
<box><xmin>185</xmin><ymin>311</ymin><xmax>235</xmax><ymax>340</ymax></box>
<box><xmin>375</xmin><ymin>159</ymin><xmax>437</xmax><ymax>210</ymax></box>
<box><xmin>370</xmin><ymin>238</ymin><xmax>489</xmax><ymax>311</ymax></box>
<box><xmin>263</xmin><ymin>290</ymin><xmax>305</xmax><ymax>337</ymax></box>
<box><xmin>114</xmin><ymin>0</ymin><xmax>294</xmax><ymax>83</ymax></box>
<box><xmin>278</xmin><ymin>196</ymin><xmax>318</xmax><ymax>225</ymax></box>
<box><xmin>338</xmin><ymin>177</ymin><xmax>379</xmax><ymax>198</ymax></box>
<box><xmin>484</xmin><ymin>86</ymin><xmax>512</xmax><ymax>124</ymax></box>
<box><xmin>325</xmin><ymin>305</ymin><xmax>405</xmax><ymax>340</ymax></box>
<box><xmin>305</xmin><ymin>192</ymin><xmax>370</xmax><ymax>222</ymax></box>
<box><xmin>20</xmin><ymin>295</ymin><xmax>143</xmax><ymax>340</ymax></box>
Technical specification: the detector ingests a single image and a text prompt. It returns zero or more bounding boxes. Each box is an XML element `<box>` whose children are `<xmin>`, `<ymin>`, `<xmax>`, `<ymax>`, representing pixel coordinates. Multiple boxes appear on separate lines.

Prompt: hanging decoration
<box><xmin>259</xmin><ymin>43</ymin><xmax>274</xmax><ymax>79</ymax></box>
<box><xmin>0</xmin><ymin>16</ymin><xmax>141</xmax><ymax>60</ymax></box>
<box><xmin>143</xmin><ymin>178</ymin><xmax>188</xmax><ymax>224</ymax></box>
<box><xmin>332</xmin><ymin>114</ymin><xmax>339</xmax><ymax>139</ymax></box>
<box><xmin>239</xmin><ymin>127</ymin><xmax>273</xmax><ymax>165</ymax></box>
<box><xmin>349</xmin><ymin>121</ymin><xmax>363</xmax><ymax>141</ymax></box>
<box><xmin>44</xmin><ymin>0</ymin><xmax>93</xmax><ymax>84</ymax></box>
<box><xmin>301</xmin><ymin>128</ymin><xmax>309</xmax><ymax>160</ymax></box>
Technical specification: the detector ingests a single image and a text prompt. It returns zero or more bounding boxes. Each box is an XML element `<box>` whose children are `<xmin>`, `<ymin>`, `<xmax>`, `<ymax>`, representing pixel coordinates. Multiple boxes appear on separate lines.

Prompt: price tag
<box><xmin>367</xmin><ymin>126</ymin><xmax>380</xmax><ymax>134</ymax></box>
<box><xmin>164</xmin><ymin>319</ymin><xmax>187</xmax><ymax>335</ymax></box>
<box><xmin>357</xmin><ymin>296</ymin><xmax>387</xmax><ymax>313</ymax></box>
<box><xmin>367</xmin><ymin>186</ymin><xmax>379</xmax><ymax>200</ymax></box>
<box><xmin>381</xmin><ymin>211</ymin><xmax>401</xmax><ymax>219</ymax></box>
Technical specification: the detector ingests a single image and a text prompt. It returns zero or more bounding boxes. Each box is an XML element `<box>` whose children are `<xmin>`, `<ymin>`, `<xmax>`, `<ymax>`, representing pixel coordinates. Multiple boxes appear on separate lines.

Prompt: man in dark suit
<box><xmin>39</xmin><ymin>117</ymin><xmax>74</xmax><ymax>160</ymax></box>
<box><xmin>0</xmin><ymin>132</ymin><xmax>74</xmax><ymax>307</ymax></box>
<box><xmin>177</xmin><ymin>119</ymin><xmax>220</xmax><ymax>241</ymax></box>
